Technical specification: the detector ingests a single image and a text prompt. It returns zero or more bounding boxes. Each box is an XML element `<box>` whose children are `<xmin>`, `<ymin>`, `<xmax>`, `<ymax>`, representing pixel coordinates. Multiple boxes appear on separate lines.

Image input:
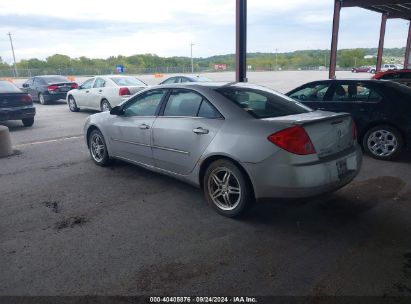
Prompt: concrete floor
<box><xmin>1</xmin><ymin>71</ymin><xmax>411</xmax><ymax>297</ymax></box>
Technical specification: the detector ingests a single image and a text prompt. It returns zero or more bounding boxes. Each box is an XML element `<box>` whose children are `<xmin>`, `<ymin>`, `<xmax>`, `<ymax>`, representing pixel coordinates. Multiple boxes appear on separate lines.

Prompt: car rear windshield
<box><xmin>110</xmin><ymin>77</ymin><xmax>146</xmax><ymax>86</ymax></box>
<box><xmin>216</xmin><ymin>86</ymin><xmax>312</xmax><ymax>118</ymax></box>
<box><xmin>0</xmin><ymin>81</ymin><xmax>21</xmax><ymax>92</ymax></box>
<box><xmin>41</xmin><ymin>76</ymin><xmax>70</xmax><ymax>84</ymax></box>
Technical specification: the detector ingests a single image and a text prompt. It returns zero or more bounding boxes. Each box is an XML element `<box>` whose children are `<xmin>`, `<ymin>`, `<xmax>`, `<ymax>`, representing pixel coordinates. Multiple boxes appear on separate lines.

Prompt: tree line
<box><xmin>0</xmin><ymin>47</ymin><xmax>405</xmax><ymax>74</ymax></box>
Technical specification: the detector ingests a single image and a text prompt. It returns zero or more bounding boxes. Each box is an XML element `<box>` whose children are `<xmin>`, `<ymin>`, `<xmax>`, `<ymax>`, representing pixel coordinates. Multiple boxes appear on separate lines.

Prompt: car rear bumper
<box><xmin>44</xmin><ymin>92</ymin><xmax>68</xmax><ymax>101</ymax></box>
<box><xmin>0</xmin><ymin>106</ymin><xmax>36</xmax><ymax>121</ymax></box>
<box><xmin>243</xmin><ymin>145</ymin><xmax>362</xmax><ymax>199</ymax></box>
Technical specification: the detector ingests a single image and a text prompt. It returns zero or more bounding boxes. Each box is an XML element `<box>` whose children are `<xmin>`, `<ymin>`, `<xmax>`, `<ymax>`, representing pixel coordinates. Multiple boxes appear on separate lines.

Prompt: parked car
<box><xmin>351</xmin><ymin>66</ymin><xmax>373</xmax><ymax>73</ymax></box>
<box><xmin>0</xmin><ymin>80</ymin><xmax>35</xmax><ymax>127</ymax></box>
<box><xmin>22</xmin><ymin>75</ymin><xmax>78</xmax><ymax>105</ymax></box>
<box><xmin>67</xmin><ymin>75</ymin><xmax>148</xmax><ymax>112</ymax></box>
<box><xmin>372</xmin><ymin>69</ymin><xmax>411</xmax><ymax>87</ymax></box>
<box><xmin>381</xmin><ymin>64</ymin><xmax>402</xmax><ymax>72</ymax></box>
<box><xmin>159</xmin><ymin>75</ymin><xmax>212</xmax><ymax>85</ymax></box>
<box><xmin>84</xmin><ymin>82</ymin><xmax>361</xmax><ymax>217</ymax></box>
<box><xmin>286</xmin><ymin>79</ymin><xmax>411</xmax><ymax>160</ymax></box>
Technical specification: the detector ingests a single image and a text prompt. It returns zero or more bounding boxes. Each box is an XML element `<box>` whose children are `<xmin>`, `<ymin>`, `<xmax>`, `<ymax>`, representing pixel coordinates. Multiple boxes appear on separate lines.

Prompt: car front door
<box><xmin>288</xmin><ymin>82</ymin><xmax>333</xmax><ymax>110</ymax></box>
<box><xmin>90</xmin><ymin>77</ymin><xmax>106</xmax><ymax>110</ymax></box>
<box><xmin>107</xmin><ymin>89</ymin><xmax>167</xmax><ymax>166</ymax></box>
<box><xmin>76</xmin><ymin>78</ymin><xmax>95</xmax><ymax>108</ymax></box>
<box><xmin>151</xmin><ymin>89</ymin><xmax>224</xmax><ymax>175</ymax></box>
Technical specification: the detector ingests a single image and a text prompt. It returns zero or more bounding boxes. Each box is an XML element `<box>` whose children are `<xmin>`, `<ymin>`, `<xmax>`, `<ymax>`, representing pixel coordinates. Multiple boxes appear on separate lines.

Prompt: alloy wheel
<box><xmin>208</xmin><ymin>167</ymin><xmax>241</xmax><ymax>211</ymax></box>
<box><xmin>90</xmin><ymin>133</ymin><xmax>106</xmax><ymax>163</ymax></box>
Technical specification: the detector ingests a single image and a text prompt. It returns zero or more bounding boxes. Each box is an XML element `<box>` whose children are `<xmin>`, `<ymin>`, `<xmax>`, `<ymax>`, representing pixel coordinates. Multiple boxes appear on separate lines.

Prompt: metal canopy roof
<box><xmin>341</xmin><ymin>0</ymin><xmax>411</xmax><ymax>20</ymax></box>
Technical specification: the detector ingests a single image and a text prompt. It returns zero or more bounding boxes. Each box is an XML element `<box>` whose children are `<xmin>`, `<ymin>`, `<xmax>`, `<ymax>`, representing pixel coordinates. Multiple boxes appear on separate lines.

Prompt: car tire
<box><xmin>68</xmin><ymin>96</ymin><xmax>80</xmax><ymax>112</ymax></box>
<box><xmin>88</xmin><ymin>129</ymin><xmax>110</xmax><ymax>166</ymax></box>
<box><xmin>362</xmin><ymin>125</ymin><xmax>403</xmax><ymax>160</ymax></box>
<box><xmin>203</xmin><ymin>159</ymin><xmax>253</xmax><ymax>217</ymax></box>
<box><xmin>22</xmin><ymin>117</ymin><xmax>34</xmax><ymax>127</ymax></box>
<box><xmin>39</xmin><ymin>93</ymin><xmax>48</xmax><ymax>105</ymax></box>
<box><xmin>100</xmin><ymin>99</ymin><xmax>112</xmax><ymax>112</ymax></box>
<box><xmin>370</xmin><ymin>69</ymin><xmax>376</xmax><ymax>74</ymax></box>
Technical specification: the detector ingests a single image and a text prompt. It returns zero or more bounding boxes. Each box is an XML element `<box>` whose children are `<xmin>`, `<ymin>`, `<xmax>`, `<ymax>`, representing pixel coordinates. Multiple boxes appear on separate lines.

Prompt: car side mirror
<box><xmin>22</xmin><ymin>83</ymin><xmax>29</xmax><ymax>88</ymax></box>
<box><xmin>110</xmin><ymin>106</ymin><xmax>123</xmax><ymax>116</ymax></box>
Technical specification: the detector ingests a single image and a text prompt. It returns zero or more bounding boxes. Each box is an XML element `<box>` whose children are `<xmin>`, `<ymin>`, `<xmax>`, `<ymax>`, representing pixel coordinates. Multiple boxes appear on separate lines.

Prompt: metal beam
<box><xmin>329</xmin><ymin>0</ymin><xmax>341</xmax><ymax>79</ymax></box>
<box><xmin>405</xmin><ymin>22</ymin><xmax>411</xmax><ymax>68</ymax></box>
<box><xmin>341</xmin><ymin>0</ymin><xmax>410</xmax><ymax>7</ymax></box>
<box><xmin>236</xmin><ymin>0</ymin><xmax>247</xmax><ymax>82</ymax></box>
<box><xmin>376</xmin><ymin>13</ymin><xmax>388</xmax><ymax>72</ymax></box>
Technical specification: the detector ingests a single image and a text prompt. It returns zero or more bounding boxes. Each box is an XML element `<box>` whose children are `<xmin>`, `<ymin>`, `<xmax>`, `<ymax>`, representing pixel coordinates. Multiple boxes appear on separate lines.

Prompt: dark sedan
<box><xmin>22</xmin><ymin>75</ymin><xmax>78</xmax><ymax>105</ymax></box>
<box><xmin>0</xmin><ymin>80</ymin><xmax>35</xmax><ymax>127</ymax></box>
<box><xmin>286</xmin><ymin>79</ymin><xmax>411</xmax><ymax>160</ymax></box>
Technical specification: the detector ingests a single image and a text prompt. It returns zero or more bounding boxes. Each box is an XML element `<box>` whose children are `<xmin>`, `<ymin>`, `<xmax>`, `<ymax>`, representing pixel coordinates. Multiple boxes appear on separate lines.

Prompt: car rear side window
<box><xmin>0</xmin><ymin>81</ymin><xmax>20</xmax><ymax>92</ymax></box>
<box><xmin>216</xmin><ymin>87</ymin><xmax>310</xmax><ymax>118</ymax></box>
<box><xmin>331</xmin><ymin>83</ymin><xmax>382</xmax><ymax>102</ymax></box>
<box><xmin>93</xmin><ymin>78</ymin><xmax>106</xmax><ymax>88</ymax></box>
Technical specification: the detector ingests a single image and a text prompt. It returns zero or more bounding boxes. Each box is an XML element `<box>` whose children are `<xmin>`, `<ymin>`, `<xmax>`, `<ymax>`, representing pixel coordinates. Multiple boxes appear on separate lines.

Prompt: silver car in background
<box><xmin>67</xmin><ymin>75</ymin><xmax>147</xmax><ymax>112</ymax></box>
<box><xmin>84</xmin><ymin>82</ymin><xmax>362</xmax><ymax>217</ymax></box>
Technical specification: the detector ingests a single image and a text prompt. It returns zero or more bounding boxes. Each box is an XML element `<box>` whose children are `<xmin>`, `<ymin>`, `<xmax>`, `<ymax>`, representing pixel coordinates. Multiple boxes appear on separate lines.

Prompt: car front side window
<box><xmin>289</xmin><ymin>84</ymin><xmax>330</xmax><ymax>102</ymax></box>
<box><xmin>81</xmin><ymin>79</ymin><xmax>94</xmax><ymax>90</ymax></box>
<box><xmin>123</xmin><ymin>89</ymin><xmax>166</xmax><ymax>117</ymax></box>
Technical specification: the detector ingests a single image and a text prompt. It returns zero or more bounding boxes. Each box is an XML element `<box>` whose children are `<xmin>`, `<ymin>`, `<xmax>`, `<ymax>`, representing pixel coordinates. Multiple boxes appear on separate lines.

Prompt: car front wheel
<box><xmin>363</xmin><ymin>125</ymin><xmax>403</xmax><ymax>160</ymax></box>
<box><xmin>203</xmin><ymin>159</ymin><xmax>253</xmax><ymax>217</ymax></box>
<box><xmin>88</xmin><ymin>129</ymin><xmax>110</xmax><ymax>166</ymax></box>
<box><xmin>68</xmin><ymin>96</ymin><xmax>80</xmax><ymax>112</ymax></box>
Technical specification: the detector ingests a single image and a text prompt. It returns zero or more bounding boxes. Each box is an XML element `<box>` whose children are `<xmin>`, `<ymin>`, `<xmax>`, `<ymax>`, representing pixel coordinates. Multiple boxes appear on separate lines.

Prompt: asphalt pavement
<box><xmin>1</xmin><ymin>71</ymin><xmax>411</xmax><ymax>297</ymax></box>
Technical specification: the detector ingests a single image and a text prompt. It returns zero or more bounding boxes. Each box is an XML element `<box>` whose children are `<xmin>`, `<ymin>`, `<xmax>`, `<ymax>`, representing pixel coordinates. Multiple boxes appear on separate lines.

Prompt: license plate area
<box><xmin>336</xmin><ymin>159</ymin><xmax>348</xmax><ymax>179</ymax></box>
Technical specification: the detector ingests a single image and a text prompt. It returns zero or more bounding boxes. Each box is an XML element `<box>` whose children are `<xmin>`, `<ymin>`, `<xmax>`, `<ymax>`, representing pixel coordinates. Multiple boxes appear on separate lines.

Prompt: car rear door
<box><xmin>107</xmin><ymin>89</ymin><xmax>167</xmax><ymax>166</ymax></box>
<box><xmin>151</xmin><ymin>89</ymin><xmax>224</xmax><ymax>175</ymax></box>
<box><xmin>319</xmin><ymin>81</ymin><xmax>385</xmax><ymax>133</ymax></box>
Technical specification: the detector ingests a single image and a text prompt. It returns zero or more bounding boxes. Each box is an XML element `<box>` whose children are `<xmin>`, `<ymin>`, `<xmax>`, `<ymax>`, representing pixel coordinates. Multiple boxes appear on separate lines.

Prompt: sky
<box><xmin>0</xmin><ymin>0</ymin><xmax>409</xmax><ymax>63</ymax></box>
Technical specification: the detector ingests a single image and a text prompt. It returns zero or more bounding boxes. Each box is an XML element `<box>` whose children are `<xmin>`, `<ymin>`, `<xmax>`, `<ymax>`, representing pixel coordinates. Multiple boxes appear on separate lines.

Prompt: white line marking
<box><xmin>15</xmin><ymin>135</ymin><xmax>83</xmax><ymax>148</ymax></box>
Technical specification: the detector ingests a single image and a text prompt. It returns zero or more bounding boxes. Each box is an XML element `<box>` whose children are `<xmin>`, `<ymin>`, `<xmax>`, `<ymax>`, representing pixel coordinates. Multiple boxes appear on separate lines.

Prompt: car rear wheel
<box><xmin>39</xmin><ymin>93</ymin><xmax>48</xmax><ymax>105</ymax></box>
<box><xmin>68</xmin><ymin>96</ymin><xmax>80</xmax><ymax>112</ymax></box>
<box><xmin>363</xmin><ymin>125</ymin><xmax>403</xmax><ymax>160</ymax></box>
<box><xmin>22</xmin><ymin>117</ymin><xmax>34</xmax><ymax>127</ymax></box>
<box><xmin>100</xmin><ymin>99</ymin><xmax>112</xmax><ymax>112</ymax></box>
<box><xmin>88</xmin><ymin>129</ymin><xmax>110</xmax><ymax>166</ymax></box>
<box><xmin>203</xmin><ymin>159</ymin><xmax>253</xmax><ymax>217</ymax></box>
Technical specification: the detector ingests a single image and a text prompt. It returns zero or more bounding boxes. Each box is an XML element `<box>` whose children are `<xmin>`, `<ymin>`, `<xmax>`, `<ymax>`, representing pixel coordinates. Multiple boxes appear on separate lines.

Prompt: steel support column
<box><xmin>376</xmin><ymin>13</ymin><xmax>388</xmax><ymax>72</ymax></box>
<box><xmin>329</xmin><ymin>0</ymin><xmax>341</xmax><ymax>79</ymax></box>
<box><xmin>404</xmin><ymin>22</ymin><xmax>411</xmax><ymax>69</ymax></box>
<box><xmin>236</xmin><ymin>0</ymin><xmax>247</xmax><ymax>82</ymax></box>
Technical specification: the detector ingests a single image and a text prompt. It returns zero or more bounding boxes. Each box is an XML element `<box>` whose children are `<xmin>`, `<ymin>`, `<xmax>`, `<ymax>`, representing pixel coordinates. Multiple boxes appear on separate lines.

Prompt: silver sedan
<box><xmin>84</xmin><ymin>82</ymin><xmax>362</xmax><ymax>217</ymax></box>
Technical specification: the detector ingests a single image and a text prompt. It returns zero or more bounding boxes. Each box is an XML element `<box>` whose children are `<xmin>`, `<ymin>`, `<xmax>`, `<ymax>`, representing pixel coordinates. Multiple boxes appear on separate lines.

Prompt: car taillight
<box><xmin>71</xmin><ymin>83</ymin><xmax>78</xmax><ymax>89</ymax></box>
<box><xmin>352</xmin><ymin>120</ymin><xmax>357</xmax><ymax>140</ymax></box>
<box><xmin>20</xmin><ymin>95</ymin><xmax>32</xmax><ymax>104</ymax></box>
<box><xmin>48</xmin><ymin>85</ymin><xmax>59</xmax><ymax>91</ymax></box>
<box><xmin>268</xmin><ymin>125</ymin><xmax>316</xmax><ymax>155</ymax></box>
<box><xmin>119</xmin><ymin>87</ymin><xmax>131</xmax><ymax>96</ymax></box>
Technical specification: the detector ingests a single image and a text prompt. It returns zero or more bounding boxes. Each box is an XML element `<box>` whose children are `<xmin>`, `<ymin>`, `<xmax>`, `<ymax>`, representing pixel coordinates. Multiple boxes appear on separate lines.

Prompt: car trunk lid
<box><xmin>47</xmin><ymin>82</ymin><xmax>76</xmax><ymax>93</ymax></box>
<box><xmin>264</xmin><ymin>111</ymin><xmax>355</xmax><ymax>158</ymax></box>
<box><xmin>0</xmin><ymin>93</ymin><xmax>32</xmax><ymax>108</ymax></box>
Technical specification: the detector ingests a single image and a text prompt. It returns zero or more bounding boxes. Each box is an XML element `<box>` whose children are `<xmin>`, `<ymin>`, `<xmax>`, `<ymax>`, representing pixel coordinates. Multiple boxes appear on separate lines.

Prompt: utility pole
<box><xmin>7</xmin><ymin>32</ymin><xmax>18</xmax><ymax>77</ymax></box>
<box><xmin>275</xmin><ymin>48</ymin><xmax>278</xmax><ymax>71</ymax></box>
<box><xmin>190</xmin><ymin>42</ymin><xmax>195</xmax><ymax>73</ymax></box>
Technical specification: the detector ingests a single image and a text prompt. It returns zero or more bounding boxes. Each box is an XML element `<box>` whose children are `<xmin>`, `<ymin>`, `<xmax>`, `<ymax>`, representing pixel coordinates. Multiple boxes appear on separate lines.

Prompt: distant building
<box><xmin>214</xmin><ymin>64</ymin><xmax>227</xmax><ymax>71</ymax></box>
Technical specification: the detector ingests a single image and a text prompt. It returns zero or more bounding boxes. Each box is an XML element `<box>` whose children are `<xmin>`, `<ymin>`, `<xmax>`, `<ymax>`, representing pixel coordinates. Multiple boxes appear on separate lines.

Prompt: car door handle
<box><xmin>98</xmin><ymin>89</ymin><xmax>103</xmax><ymax>92</ymax></box>
<box><xmin>139</xmin><ymin>124</ymin><xmax>150</xmax><ymax>130</ymax></box>
<box><xmin>193</xmin><ymin>127</ymin><xmax>209</xmax><ymax>134</ymax></box>
<box><xmin>85</xmin><ymin>90</ymin><xmax>89</xmax><ymax>93</ymax></box>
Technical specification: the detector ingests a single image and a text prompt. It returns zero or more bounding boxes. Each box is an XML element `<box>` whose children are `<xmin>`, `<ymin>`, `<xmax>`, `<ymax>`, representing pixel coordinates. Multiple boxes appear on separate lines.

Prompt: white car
<box><xmin>66</xmin><ymin>75</ymin><xmax>148</xmax><ymax>112</ymax></box>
